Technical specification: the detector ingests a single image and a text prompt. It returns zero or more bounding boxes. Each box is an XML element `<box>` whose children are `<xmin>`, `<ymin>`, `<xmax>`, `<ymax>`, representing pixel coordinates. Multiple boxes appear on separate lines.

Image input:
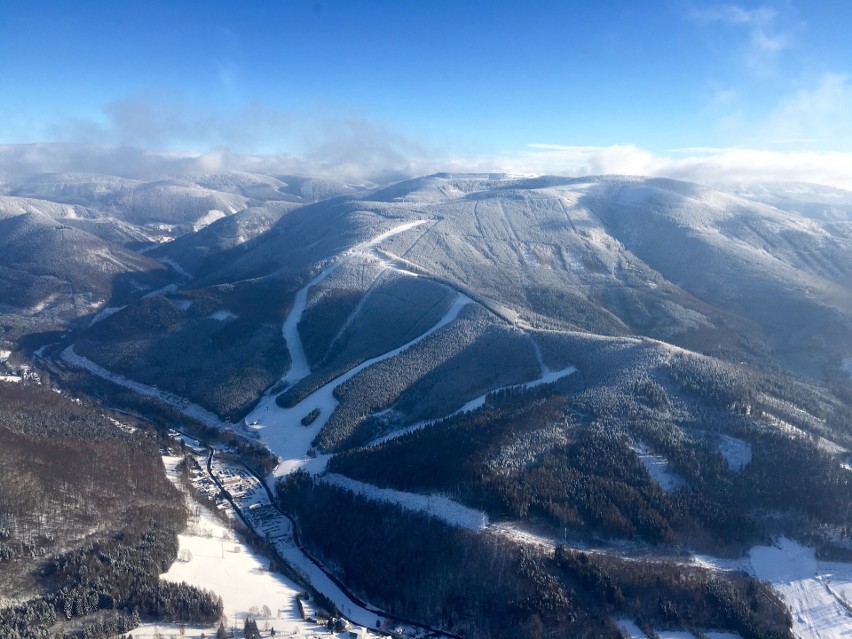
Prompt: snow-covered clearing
<box><xmin>192</xmin><ymin>208</ymin><xmax>226</xmax><ymax>232</ymax></box>
<box><xmin>322</xmin><ymin>473</ymin><xmax>488</xmax><ymax>531</ymax></box>
<box><xmin>87</xmin><ymin>304</ymin><xmax>125</xmax><ymax>326</ymax></box>
<box><xmin>209</xmin><ymin>309</ymin><xmax>237</xmax><ymax>321</ymax></box>
<box><xmin>156</xmin><ymin>256</ymin><xmax>193</xmax><ymax>280</ymax></box>
<box><xmin>143</xmin><ymin>282</ymin><xmax>178</xmax><ymax>299</ymax></box>
<box><xmin>28</xmin><ymin>293</ymin><xmax>59</xmax><ymax>314</ymax></box>
<box><xmin>759</xmin><ymin>411</ymin><xmax>846</xmax><ymax>456</ymax></box>
<box><xmin>133</xmin><ymin>456</ymin><xmax>330</xmax><ymax>639</ymax></box>
<box><xmin>171</xmin><ymin>297</ymin><xmax>193</xmax><ymax>311</ymax></box>
<box><xmin>749</xmin><ymin>537</ymin><xmax>852</xmax><ymax>639</ymax></box>
<box><xmin>60</xmin><ymin>346</ymin><xmax>228</xmax><ymax>431</ymax></box>
<box><xmin>246</xmin><ymin>293</ymin><xmax>472</xmax><ymax>477</ymax></box>
<box><xmin>0</xmin><ymin>374</ymin><xmax>22</xmax><ymax>383</ymax></box>
<box><xmin>631</xmin><ymin>442</ymin><xmax>685</xmax><ymax>492</ymax></box>
<box><xmin>488</xmin><ymin>522</ymin><xmax>560</xmax><ymax>551</ymax></box>
<box><xmin>615</xmin><ymin>619</ymin><xmax>741</xmax><ymax>639</ymax></box>
<box><xmin>695</xmin><ymin>538</ymin><xmax>852</xmax><ymax>638</ymax></box>
<box><xmin>718</xmin><ymin>435</ymin><xmax>752</xmax><ymax>471</ymax></box>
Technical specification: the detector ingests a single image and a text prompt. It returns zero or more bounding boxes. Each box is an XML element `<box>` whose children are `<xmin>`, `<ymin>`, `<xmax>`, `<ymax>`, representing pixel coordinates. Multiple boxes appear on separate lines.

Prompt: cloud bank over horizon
<box><xmin>1</xmin><ymin>140</ymin><xmax>852</xmax><ymax>192</ymax></box>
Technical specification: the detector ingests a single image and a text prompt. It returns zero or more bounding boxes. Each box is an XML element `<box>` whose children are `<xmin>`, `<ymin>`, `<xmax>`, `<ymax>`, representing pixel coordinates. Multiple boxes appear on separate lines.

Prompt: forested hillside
<box><xmin>0</xmin><ymin>383</ymin><xmax>221</xmax><ymax>638</ymax></box>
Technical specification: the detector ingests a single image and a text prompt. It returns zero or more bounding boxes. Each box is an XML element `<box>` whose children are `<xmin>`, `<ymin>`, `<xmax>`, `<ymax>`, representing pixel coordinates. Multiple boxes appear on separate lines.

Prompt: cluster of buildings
<box><xmin>0</xmin><ymin>350</ymin><xmax>41</xmax><ymax>384</ymax></box>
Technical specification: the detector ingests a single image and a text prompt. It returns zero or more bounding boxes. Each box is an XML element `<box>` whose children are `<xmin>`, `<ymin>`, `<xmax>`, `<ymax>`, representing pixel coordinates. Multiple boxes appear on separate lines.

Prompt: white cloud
<box><xmin>4</xmin><ymin>74</ymin><xmax>852</xmax><ymax>190</ymax></box>
<box><xmin>1</xmin><ymin>141</ymin><xmax>851</xmax><ymax>191</ymax></box>
<box><xmin>688</xmin><ymin>2</ymin><xmax>793</xmax><ymax>72</ymax></box>
<box><xmin>216</xmin><ymin>60</ymin><xmax>237</xmax><ymax>88</ymax></box>
<box><xmin>30</xmin><ymin>94</ymin><xmax>431</xmax><ymax>183</ymax></box>
<box><xmin>429</xmin><ymin>144</ymin><xmax>852</xmax><ymax>191</ymax></box>
<box><xmin>759</xmin><ymin>73</ymin><xmax>852</xmax><ymax>148</ymax></box>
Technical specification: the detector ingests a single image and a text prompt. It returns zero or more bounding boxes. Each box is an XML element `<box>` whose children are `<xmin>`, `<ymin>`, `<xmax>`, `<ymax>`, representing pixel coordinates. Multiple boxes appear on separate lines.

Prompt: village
<box><xmin>157</xmin><ymin>432</ymin><xmax>428</xmax><ymax>639</ymax></box>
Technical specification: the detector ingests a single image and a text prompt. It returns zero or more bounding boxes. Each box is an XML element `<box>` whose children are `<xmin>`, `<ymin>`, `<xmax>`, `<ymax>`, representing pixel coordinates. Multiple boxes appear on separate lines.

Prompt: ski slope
<box><xmin>278</xmin><ymin>219</ymin><xmax>429</xmax><ymax>387</ymax></box>
<box><xmin>246</xmin><ymin>293</ymin><xmax>472</xmax><ymax>476</ymax></box>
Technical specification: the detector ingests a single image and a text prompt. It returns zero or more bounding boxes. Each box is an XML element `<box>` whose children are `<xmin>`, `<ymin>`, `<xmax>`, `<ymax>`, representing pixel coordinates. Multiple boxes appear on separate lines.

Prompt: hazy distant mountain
<box><xmin>723</xmin><ymin>180</ymin><xmax>852</xmax><ymax>221</ymax></box>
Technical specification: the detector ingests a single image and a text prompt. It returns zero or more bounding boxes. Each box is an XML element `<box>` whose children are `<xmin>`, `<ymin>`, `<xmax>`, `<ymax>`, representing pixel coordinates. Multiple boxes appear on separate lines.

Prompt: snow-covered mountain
<box><xmin>4</xmin><ymin>170</ymin><xmax>852</xmax><ymax>639</ymax></box>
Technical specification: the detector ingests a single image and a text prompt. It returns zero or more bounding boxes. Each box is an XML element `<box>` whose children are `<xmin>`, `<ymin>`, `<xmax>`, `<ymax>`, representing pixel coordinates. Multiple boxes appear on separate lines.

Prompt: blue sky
<box><xmin>1</xmin><ymin>0</ymin><xmax>851</xmax><ymax>184</ymax></box>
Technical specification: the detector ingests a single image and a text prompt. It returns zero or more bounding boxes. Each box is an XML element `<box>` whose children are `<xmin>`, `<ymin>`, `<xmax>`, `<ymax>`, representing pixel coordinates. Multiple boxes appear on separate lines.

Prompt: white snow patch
<box><xmin>750</xmin><ymin>537</ymin><xmax>852</xmax><ymax>639</ymax></box>
<box><xmin>191</xmin><ymin>208</ymin><xmax>227</xmax><ymax>232</ymax></box>
<box><xmin>614</xmin><ymin>619</ymin><xmax>710</xmax><ymax>639</ymax></box>
<box><xmin>28</xmin><ymin>293</ymin><xmax>59</xmax><ymax>314</ymax></box>
<box><xmin>170</xmin><ymin>297</ymin><xmax>193</xmax><ymax>311</ymax></box>
<box><xmin>89</xmin><ymin>247</ymin><xmax>129</xmax><ymax>271</ymax></box>
<box><xmin>489</xmin><ymin>523</ymin><xmax>561</xmax><ymax>551</ymax></box>
<box><xmin>0</xmin><ymin>374</ymin><xmax>22</xmax><ymax>383</ymax></box>
<box><xmin>761</xmin><ymin>412</ymin><xmax>847</xmax><ymax>455</ymax></box>
<box><xmin>528</xmin><ymin>334</ymin><xmax>550</xmax><ymax>376</ymax></box>
<box><xmin>633</xmin><ymin>443</ymin><xmax>685</xmax><ymax>492</ymax></box>
<box><xmin>88</xmin><ymin>305</ymin><xmax>126</xmax><ymax>326</ymax></box>
<box><xmin>322</xmin><ymin>473</ymin><xmax>489</xmax><ymax>531</ymax></box>
<box><xmin>690</xmin><ymin>552</ymin><xmax>750</xmax><ymax>574</ymax></box>
<box><xmin>209</xmin><ymin>309</ymin><xmax>237</xmax><ymax>321</ymax></box>
<box><xmin>143</xmin><ymin>282</ymin><xmax>178</xmax><ymax>299</ymax></box>
<box><xmin>157</xmin><ymin>256</ymin><xmax>192</xmax><ymax>280</ymax></box>
<box><xmin>0</xmin><ymin>350</ymin><xmax>10</xmax><ymax>362</ymax></box>
<box><xmin>718</xmin><ymin>435</ymin><xmax>752</xmax><ymax>471</ymax></box>
<box><xmin>615</xmin><ymin>618</ymin><xmax>649</xmax><ymax>638</ymax></box>
<box><xmin>132</xmin><ymin>456</ymin><xmax>336</xmax><ymax>639</ymax></box>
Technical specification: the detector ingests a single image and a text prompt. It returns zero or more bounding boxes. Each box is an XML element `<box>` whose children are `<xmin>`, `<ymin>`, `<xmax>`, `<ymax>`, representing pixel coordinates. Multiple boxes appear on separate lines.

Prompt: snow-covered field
<box><xmin>205</xmin><ymin>457</ymin><xmax>428</xmax><ymax>635</ymax></box>
<box><xmin>632</xmin><ymin>442</ymin><xmax>685</xmax><ymax>492</ymax></box>
<box><xmin>133</xmin><ymin>456</ymin><xmax>336</xmax><ymax>639</ymax></box>
<box><xmin>209</xmin><ymin>309</ymin><xmax>237</xmax><ymax>321</ymax></box>
<box><xmin>749</xmin><ymin>538</ymin><xmax>852</xmax><ymax>639</ymax></box>
<box><xmin>87</xmin><ymin>304</ymin><xmax>126</xmax><ymax>326</ymax></box>
<box><xmin>615</xmin><ymin>619</ymin><xmax>740</xmax><ymax>639</ymax></box>
<box><xmin>693</xmin><ymin>537</ymin><xmax>852</xmax><ymax>639</ymax></box>
<box><xmin>717</xmin><ymin>435</ymin><xmax>752</xmax><ymax>471</ymax></box>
